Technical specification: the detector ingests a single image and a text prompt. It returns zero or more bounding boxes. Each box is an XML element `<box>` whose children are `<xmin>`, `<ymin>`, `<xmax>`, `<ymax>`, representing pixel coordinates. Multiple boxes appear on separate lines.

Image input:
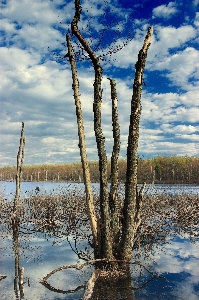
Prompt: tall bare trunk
<box><xmin>120</xmin><ymin>27</ymin><xmax>153</xmax><ymax>260</ymax></box>
<box><xmin>13</xmin><ymin>122</ymin><xmax>25</xmax><ymax>299</ymax></box>
<box><xmin>66</xmin><ymin>33</ymin><xmax>98</xmax><ymax>253</ymax></box>
<box><xmin>71</xmin><ymin>0</ymin><xmax>113</xmax><ymax>259</ymax></box>
<box><xmin>108</xmin><ymin>78</ymin><xmax>120</xmax><ymax>243</ymax></box>
<box><xmin>13</xmin><ymin>122</ymin><xmax>25</xmax><ymax>213</ymax></box>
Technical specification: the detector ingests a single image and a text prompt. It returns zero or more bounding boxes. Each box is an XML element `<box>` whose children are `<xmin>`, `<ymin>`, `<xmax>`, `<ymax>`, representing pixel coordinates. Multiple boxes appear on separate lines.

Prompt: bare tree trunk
<box><xmin>120</xmin><ymin>27</ymin><xmax>153</xmax><ymax>260</ymax></box>
<box><xmin>69</xmin><ymin>0</ymin><xmax>152</xmax><ymax>261</ymax></box>
<box><xmin>13</xmin><ymin>224</ymin><xmax>25</xmax><ymax>299</ymax></box>
<box><xmin>66</xmin><ymin>33</ymin><xmax>98</xmax><ymax>254</ymax></box>
<box><xmin>13</xmin><ymin>122</ymin><xmax>25</xmax><ymax>299</ymax></box>
<box><xmin>71</xmin><ymin>0</ymin><xmax>113</xmax><ymax>259</ymax></box>
<box><xmin>108</xmin><ymin>78</ymin><xmax>120</xmax><ymax>245</ymax></box>
<box><xmin>13</xmin><ymin>122</ymin><xmax>25</xmax><ymax>213</ymax></box>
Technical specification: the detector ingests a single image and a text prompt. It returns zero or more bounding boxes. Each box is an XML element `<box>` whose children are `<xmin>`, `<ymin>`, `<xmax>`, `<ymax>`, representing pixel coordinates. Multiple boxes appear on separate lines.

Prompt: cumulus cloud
<box><xmin>152</xmin><ymin>2</ymin><xmax>178</xmax><ymax>19</ymax></box>
<box><xmin>160</xmin><ymin>124</ymin><xmax>198</xmax><ymax>134</ymax></box>
<box><xmin>0</xmin><ymin>0</ymin><xmax>198</xmax><ymax>166</ymax></box>
<box><xmin>153</xmin><ymin>238</ymin><xmax>199</xmax><ymax>299</ymax></box>
<box><xmin>0</xmin><ymin>0</ymin><xmax>60</xmax><ymax>25</ymax></box>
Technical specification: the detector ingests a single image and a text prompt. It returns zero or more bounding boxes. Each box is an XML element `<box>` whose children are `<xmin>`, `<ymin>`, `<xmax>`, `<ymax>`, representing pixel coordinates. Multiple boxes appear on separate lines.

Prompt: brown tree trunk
<box><xmin>71</xmin><ymin>0</ymin><xmax>113</xmax><ymax>259</ymax></box>
<box><xmin>119</xmin><ymin>27</ymin><xmax>153</xmax><ymax>260</ymax></box>
<box><xmin>13</xmin><ymin>122</ymin><xmax>25</xmax><ymax>299</ymax></box>
<box><xmin>13</xmin><ymin>122</ymin><xmax>25</xmax><ymax>213</ymax></box>
<box><xmin>108</xmin><ymin>78</ymin><xmax>120</xmax><ymax>246</ymax></box>
<box><xmin>69</xmin><ymin>0</ymin><xmax>152</xmax><ymax>261</ymax></box>
<box><xmin>66</xmin><ymin>33</ymin><xmax>98</xmax><ymax>254</ymax></box>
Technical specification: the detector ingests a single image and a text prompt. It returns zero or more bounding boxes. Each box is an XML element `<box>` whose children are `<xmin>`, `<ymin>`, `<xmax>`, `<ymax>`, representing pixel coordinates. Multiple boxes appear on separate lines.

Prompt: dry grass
<box><xmin>0</xmin><ymin>188</ymin><xmax>198</xmax><ymax>260</ymax></box>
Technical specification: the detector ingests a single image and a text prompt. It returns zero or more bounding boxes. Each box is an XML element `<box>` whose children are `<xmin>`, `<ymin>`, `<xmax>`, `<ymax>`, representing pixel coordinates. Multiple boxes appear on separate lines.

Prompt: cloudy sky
<box><xmin>0</xmin><ymin>0</ymin><xmax>199</xmax><ymax>167</ymax></box>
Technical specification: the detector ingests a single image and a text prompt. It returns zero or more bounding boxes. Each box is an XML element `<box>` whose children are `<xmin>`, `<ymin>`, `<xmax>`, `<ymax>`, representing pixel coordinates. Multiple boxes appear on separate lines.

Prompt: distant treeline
<box><xmin>1</xmin><ymin>156</ymin><xmax>199</xmax><ymax>184</ymax></box>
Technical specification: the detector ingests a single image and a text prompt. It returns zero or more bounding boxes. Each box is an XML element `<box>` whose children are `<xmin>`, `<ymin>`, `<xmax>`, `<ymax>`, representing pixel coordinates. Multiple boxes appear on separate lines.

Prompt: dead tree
<box><xmin>13</xmin><ymin>122</ymin><xmax>25</xmax><ymax>299</ymax></box>
<box><xmin>66</xmin><ymin>34</ymin><xmax>98</xmax><ymax>257</ymax></box>
<box><xmin>68</xmin><ymin>0</ymin><xmax>153</xmax><ymax>262</ymax></box>
<box><xmin>120</xmin><ymin>27</ymin><xmax>153</xmax><ymax>259</ymax></box>
<box><xmin>41</xmin><ymin>2</ymin><xmax>153</xmax><ymax>291</ymax></box>
<box><xmin>13</xmin><ymin>122</ymin><xmax>25</xmax><ymax>213</ymax></box>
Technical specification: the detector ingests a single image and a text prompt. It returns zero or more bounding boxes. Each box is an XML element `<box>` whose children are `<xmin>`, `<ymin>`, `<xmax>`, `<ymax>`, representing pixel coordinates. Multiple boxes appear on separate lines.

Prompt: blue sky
<box><xmin>0</xmin><ymin>0</ymin><xmax>199</xmax><ymax>166</ymax></box>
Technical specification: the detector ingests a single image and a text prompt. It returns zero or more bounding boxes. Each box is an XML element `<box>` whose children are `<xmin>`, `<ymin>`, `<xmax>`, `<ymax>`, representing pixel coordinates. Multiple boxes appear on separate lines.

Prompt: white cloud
<box><xmin>12</xmin><ymin>24</ymin><xmax>63</xmax><ymax>51</ymax></box>
<box><xmin>193</xmin><ymin>0</ymin><xmax>199</xmax><ymax>6</ymax></box>
<box><xmin>160</xmin><ymin>124</ymin><xmax>198</xmax><ymax>134</ymax></box>
<box><xmin>153</xmin><ymin>47</ymin><xmax>199</xmax><ymax>89</ymax></box>
<box><xmin>149</xmin><ymin>25</ymin><xmax>196</xmax><ymax>61</ymax></box>
<box><xmin>0</xmin><ymin>47</ymin><xmax>40</xmax><ymax>71</ymax></box>
<box><xmin>194</xmin><ymin>12</ymin><xmax>199</xmax><ymax>27</ymax></box>
<box><xmin>0</xmin><ymin>0</ymin><xmax>199</xmax><ymax>166</ymax></box>
<box><xmin>152</xmin><ymin>2</ymin><xmax>178</xmax><ymax>19</ymax></box>
<box><xmin>0</xmin><ymin>0</ymin><xmax>59</xmax><ymax>25</ymax></box>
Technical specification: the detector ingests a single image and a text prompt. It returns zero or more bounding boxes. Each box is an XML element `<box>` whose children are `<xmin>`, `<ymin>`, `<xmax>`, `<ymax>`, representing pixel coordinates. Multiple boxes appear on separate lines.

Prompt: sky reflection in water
<box><xmin>1</xmin><ymin>234</ymin><xmax>198</xmax><ymax>299</ymax></box>
<box><xmin>0</xmin><ymin>182</ymin><xmax>199</xmax><ymax>299</ymax></box>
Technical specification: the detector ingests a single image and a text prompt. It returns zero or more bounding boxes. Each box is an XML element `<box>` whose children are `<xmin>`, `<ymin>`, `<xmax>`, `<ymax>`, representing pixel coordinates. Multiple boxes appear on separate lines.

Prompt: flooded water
<box><xmin>1</xmin><ymin>181</ymin><xmax>199</xmax><ymax>200</ymax></box>
<box><xmin>0</xmin><ymin>182</ymin><xmax>199</xmax><ymax>299</ymax></box>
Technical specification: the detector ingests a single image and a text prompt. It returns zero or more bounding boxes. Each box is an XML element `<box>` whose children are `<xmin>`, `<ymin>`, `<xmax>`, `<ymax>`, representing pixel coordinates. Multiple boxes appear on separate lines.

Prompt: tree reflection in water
<box><xmin>13</xmin><ymin>217</ymin><xmax>25</xmax><ymax>299</ymax></box>
<box><xmin>1</xmin><ymin>187</ymin><xmax>198</xmax><ymax>299</ymax></box>
<box><xmin>39</xmin><ymin>255</ymin><xmax>167</xmax><ymax>299</ymax></box>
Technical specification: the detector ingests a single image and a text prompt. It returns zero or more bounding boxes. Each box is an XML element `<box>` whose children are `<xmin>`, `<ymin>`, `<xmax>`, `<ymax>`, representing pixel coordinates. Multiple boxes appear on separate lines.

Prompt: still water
<box><xmin>1</xmin><ymin>181</ymin><xmax>199</xmax><ymax>200</ymax></box>
<box><xmin>0</xmin><ymin>182</ymin><xmax>199</xmax><ymax>299</ymax></box>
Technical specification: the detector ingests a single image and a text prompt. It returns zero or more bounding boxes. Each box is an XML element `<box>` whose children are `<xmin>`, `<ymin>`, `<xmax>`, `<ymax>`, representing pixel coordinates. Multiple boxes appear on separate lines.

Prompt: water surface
<box><xmin>0</xmin><ymin>182</ymin><xmax>198</xmax><ymax>299</ymax></box>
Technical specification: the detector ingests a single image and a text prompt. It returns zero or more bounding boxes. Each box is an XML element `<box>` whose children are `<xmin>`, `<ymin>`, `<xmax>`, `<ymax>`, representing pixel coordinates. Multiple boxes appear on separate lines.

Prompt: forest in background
<box><xmin>1</xmin><ymin>156</ymin><xmax>199</xmax><ymax>184</ymax></box>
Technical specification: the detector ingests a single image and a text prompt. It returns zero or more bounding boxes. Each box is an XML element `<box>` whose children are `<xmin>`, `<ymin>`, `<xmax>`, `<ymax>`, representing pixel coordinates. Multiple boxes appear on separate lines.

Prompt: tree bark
<box><xmin>66</xmin><ymin>33</ymin><xmax>98</xmax><ymax>254</ymax></box>
<box><xmin>108</xmin><ymin>78</ymin><xmax>120</xmax><ymax>245</ymax></box>
<box><xmin>13</xmin><ymin>122</ymin><xmax>25</xmax><ymax>299</ymax></box>
<box><xmin>120</xmin><ymin>27</ymin><xmax>153</xmax><ymax>260</ymax></box>
<box><xmin>71</xmin><ymin>0</ymin><xmax>113</xmax><ymax>259</ymax></box>
<box><xmin>13</xmin><ymin>122</ymin><xmax>25</xmax><ymax>213</ymax></box>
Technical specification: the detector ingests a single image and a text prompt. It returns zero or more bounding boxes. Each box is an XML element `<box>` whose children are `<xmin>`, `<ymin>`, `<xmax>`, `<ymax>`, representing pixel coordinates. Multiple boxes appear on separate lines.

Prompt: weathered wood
<box><xmin>120</xmin><ymin>27</ymin><xmax>153</xmax><ymax>260</ymax></box>
<box><xmin>71</xmin><ymin>0</ymin><xmax>113</xmax><ymax>259</ymax></box>
<box><xmin>12</xmin><ymin>122</ymin><xmax>25</xmax><ymax>299</ymax></box>
<box><xmin>68</xmin><ymin>0</ymin><xmax>152</xmax><ymax>262</ymax></box>
<box><xmin>13</xmin><ymin>122</ymin><xmax>25</xmax><ymax>213</ymax></box>
<box><xmin>108</xmin><ymin>78</ymin><xmax>120</xmax><ymax>246</ymax></box>
<box><xmin>66</xmin><ymin>33</ymin><xmax>98</xmax><ymax>253</ymax></box>
<box><xmin>133</xmin><ymin>182</ymin><xmax>146</xmax><ymax>237</ymax></box>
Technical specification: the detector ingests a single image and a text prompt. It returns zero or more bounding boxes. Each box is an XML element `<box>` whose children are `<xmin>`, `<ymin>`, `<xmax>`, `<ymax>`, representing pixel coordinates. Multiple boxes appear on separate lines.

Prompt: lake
<box><xmin>0</xmin><ymin>182</ymin><xmax>199</xmax><ymax>299</ymax></box>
